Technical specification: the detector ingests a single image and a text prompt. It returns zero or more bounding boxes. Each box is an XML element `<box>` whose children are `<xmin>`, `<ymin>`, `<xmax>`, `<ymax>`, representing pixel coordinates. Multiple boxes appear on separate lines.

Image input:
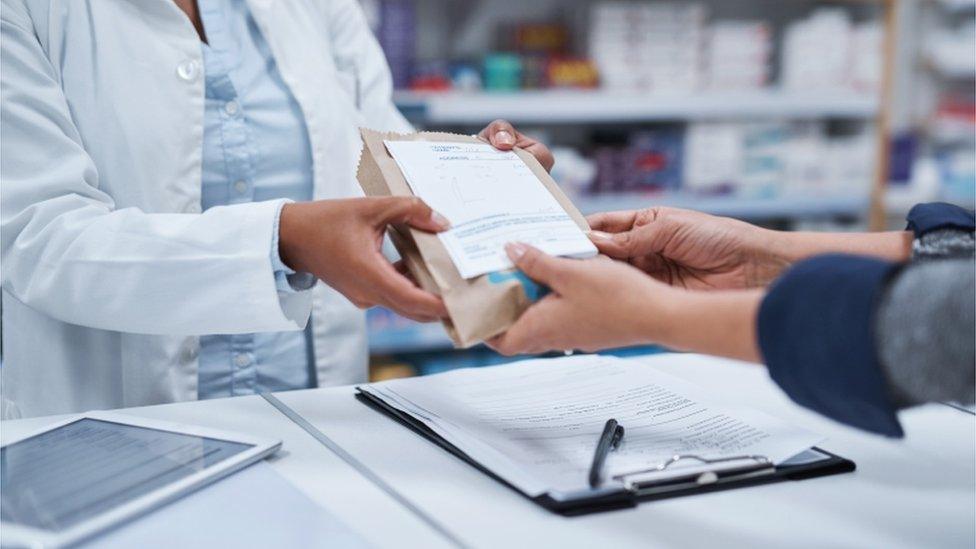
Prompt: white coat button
<box><xmin>184</xmin><ymin>203</ymin><xmax>202</xmax><ymax>214</ymax></box>
<box><xmin>176</xmin><ymin>59</ymin><xmax>200</xmax><ymax>82</ymax></box>
<box><xmin>224</xmin><ymin>100</ymin><xmax>240</xmax><ymax>116</ymax></box>
<box><xmin>234</xmin><ymin>354</ymin><xmax>251</xmax><ymax>368</ymax></box>
<box><xmin>234</xmin><ymin>180</ymin><xmax>248</xmax><ymax>194</ymax></box>
<box><xmin>181</xmin><ymin>342</ymin><xmax>199</xmax><ymax>363</ymax></box>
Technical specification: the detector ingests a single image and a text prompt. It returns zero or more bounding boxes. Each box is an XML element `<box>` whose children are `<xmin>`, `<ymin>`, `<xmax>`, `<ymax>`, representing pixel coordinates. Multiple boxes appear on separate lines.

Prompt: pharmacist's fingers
<box><xmin>393</xmin><ymin>259</ymin><xmax>420</xmax><ymax>287</ymax></box>
<box><xmin>478</xmin><ymin>119</ymin><xmax>554</xmax><ymax>171</ymax></box>
<box><xmin>374</xmin><ymin>196</ymin><xmax>450</xmax><ymax>233</ymax></box>
<box><xmin>480</xmin><ymin>119</ymin><xmax>517</xmax><ymax>149</ymax></box>
<box><xmin>518</xmin><ymin>139</ymin><xmax>555</xmax><ymax>172</ymax></box>
<box><xmin>374</xmin><ymin>261</ymin><xmax>448</xmax><ymax>320</ymax></box>
<box><xmin>486</xmin><ymin>296</ymin><xmax>561</xmax><ymax>356</ymax></box>
<box><xmin>504</xmin><ymin>242</ymin><xmax>577</xmax><ymax>292</ymax></box>
<box><xmin>586</xmin><ymin>210</ymin><xmax>639</xmax><ymax>233</ymax></box>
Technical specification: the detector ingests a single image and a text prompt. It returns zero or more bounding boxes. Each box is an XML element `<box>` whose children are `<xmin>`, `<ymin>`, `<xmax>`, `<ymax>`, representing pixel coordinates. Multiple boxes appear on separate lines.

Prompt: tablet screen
<box><xmin>1</xmin><ymin>418</ymin><xmax>253</xmax><ymax>533</ymax></box>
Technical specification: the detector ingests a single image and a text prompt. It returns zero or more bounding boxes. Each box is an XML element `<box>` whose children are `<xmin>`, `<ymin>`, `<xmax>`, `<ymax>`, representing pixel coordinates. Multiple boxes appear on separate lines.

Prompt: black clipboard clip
<box><xmin>611</xmin><ymin>454</ymin><xmax>776</xmax><ymax>497</ymax></box>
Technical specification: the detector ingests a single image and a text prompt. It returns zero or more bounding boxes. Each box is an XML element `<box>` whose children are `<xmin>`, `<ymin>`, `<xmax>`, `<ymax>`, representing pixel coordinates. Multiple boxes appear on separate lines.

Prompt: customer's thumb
<box><xmin>505</xmin><ymin>242</ymin><xmax>564</xmax><ymax>288</ymax></box>
<box><xmin>588</xmin><ymin>229</ymin><xmax>633</xmax><ymax>258</ymax></box>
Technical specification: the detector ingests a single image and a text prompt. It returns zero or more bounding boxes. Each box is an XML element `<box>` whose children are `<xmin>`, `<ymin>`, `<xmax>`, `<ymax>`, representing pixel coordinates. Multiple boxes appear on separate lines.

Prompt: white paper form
<box><xmin>384</xmin><ymin>141</ymin><xmax>597</xmax><ymax>279</ymax></box>
<box><xmin>360</xmin><ymin>355</ymin><xmax>823</xmax><ymax>496</ymax></box>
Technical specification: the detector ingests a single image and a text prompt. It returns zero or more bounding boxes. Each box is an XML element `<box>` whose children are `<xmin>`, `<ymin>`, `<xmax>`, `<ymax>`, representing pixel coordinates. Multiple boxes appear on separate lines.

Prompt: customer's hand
<box><xmin>487</xmin><ymin>243</ymin><xmax>670</xmax><ymax>355</ymax></box>
<box><xmin>278</xmin><ymin>197</ymin><xmax>449</xmax><ymax>322</ymax></box>
<box><xmin>587</xmin><ymin>207</ymin><xmax>788</xmax><ymax>290</ymax></box>
<box><xmin>487</xmin><ymin>242</ymin><xmax>765</xmax><ymax>361</ymax></box>
<box><xmin>478</xmin><ymin>119</ymin><xmax>554</xmax><ymax>171</ymax></box>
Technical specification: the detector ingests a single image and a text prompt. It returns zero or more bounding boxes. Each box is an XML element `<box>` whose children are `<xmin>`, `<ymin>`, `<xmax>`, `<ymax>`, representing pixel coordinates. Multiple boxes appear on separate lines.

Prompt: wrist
<box><xmin>773</xmin><ymin>230</ymin><xmax>914</xmax><ymax>265</ymax></box>
<box><xmin>278</xmin><ymin>202</ymin><xmax>309</xmax><ymax>273</ymax></box>
<box><xmin>634</xmin><ymin>282</ymin><xmax>683</xmax><ymax>346</ymax></box>
<box><xmin>745</xmin><ymin>228</ymin><xmax>795</xmax><ymax>287</ymax></box>
<box><xmin>650</xmin><ymin>288</ymin><xmax>765</xmax><ymax>362</ymax></box>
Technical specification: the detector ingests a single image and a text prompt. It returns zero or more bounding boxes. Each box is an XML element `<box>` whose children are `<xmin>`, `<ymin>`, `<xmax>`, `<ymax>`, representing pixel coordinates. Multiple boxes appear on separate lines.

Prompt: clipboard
<box><xmin>355</xmin><ymin>390</ymin><xmax>856</xmax><ymax>517</ymax></box>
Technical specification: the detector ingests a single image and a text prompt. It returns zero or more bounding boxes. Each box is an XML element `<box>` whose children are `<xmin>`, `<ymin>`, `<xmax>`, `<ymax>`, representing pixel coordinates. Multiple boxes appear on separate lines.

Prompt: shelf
<box><xmin>572</xmin><ymin>193</ymin><xmax>870</xmax><ymax>220</ymax></box>
<box><xmin>936</xmin><ymin>0</ymin><xmax>976</xmax><ymax>12</ymax></box>
<box><xmin>926</xmin><ymin>55</ymin><xmax>976</xmax><ymax>80</ymax></box>
<box><xmin>368</xmin><ymin>324</ymin><xmax>455</xmax><ymax>354</ymax></box>
<box><xmin>884</xmin><ymin>185</ymin><xmax>973</xmax><ymax>217</ymax></box>
<box><xmin>394</xmin><ymin>90</ymin><xmax>879</xmax><ymax>125</ymax></box>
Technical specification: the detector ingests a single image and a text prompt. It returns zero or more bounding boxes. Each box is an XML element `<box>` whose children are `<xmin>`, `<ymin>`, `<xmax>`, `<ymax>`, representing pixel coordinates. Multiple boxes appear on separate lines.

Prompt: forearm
<box><xmin>773</xmin><ymin>230</ymin><xmax>913</xmax><ymax>265</ymax></box>
<box><xmin>649</xmin><ymin>288</ymin><xmax>764</xmax><ymax>363</ymax></box>
<box><xmin>3</xmin><ymin>200</ymin><xmax>310</xmax><ymax>335</ymax></box>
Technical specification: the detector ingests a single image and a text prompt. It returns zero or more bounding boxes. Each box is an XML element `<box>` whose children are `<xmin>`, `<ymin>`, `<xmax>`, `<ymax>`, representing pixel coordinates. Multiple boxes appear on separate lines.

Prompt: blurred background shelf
<box><xmin>367</xmin><ymin>325</ymin><xmax>456</xmax><ymax>355</ymax></box>
<box><xmin>363</xmin><ymin>0</ymin><xmax>973</xmax><ymax>377</ymax></box>
<box><xmin>573</xmin><ymin>193</ymin><xmax>870</xmax><ymax>220</ymax></box>
<box><xmin>394</xmin><ymin>90</ymin><xmax>880</xmax><ymax>125</ymax></box>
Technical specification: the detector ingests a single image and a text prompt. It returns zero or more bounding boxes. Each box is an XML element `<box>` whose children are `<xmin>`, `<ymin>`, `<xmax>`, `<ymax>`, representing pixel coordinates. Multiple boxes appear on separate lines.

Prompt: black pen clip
<box><xmin>589</xmin><ymin>420</ymin><xmax>626</xmax><ymax>488</ymax></box>
<box><xmin>610</xmin><ymin>425</ymin><xmax>625</xmax><ymax>449</ymax></box>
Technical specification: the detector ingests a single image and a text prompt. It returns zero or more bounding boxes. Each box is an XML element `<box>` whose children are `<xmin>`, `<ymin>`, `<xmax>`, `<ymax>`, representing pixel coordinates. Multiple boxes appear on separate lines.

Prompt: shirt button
<box><xmin>224</xmin><ymin>100</ymin><xmax>240</xmax><ymax>116</ymax></box>
<box><xmin>234</xmin><ymin>180</ymin><xmax>248</xmax><ymax>194</ymax></box>
<box><xmin>233</xmin><ymin>354</ymin><xmax>251</xmax><ymax>368</ymax></box>
<box><xmin>176</xmin><ymin>59</ymin><xmax>200</xmax><ymax>82</ymax></box>
<box><xmin>181</xmin><ymin>342</ymin><xmax>199</xmax><ymax>363</ymax></box>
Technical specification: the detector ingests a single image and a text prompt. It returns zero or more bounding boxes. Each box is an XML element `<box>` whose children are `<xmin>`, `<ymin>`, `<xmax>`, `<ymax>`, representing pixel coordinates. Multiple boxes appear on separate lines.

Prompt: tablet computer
<box><xmin>1</xmin><ymin>411</ymin><xmax>281</xmax><ymax>548</ymax></box>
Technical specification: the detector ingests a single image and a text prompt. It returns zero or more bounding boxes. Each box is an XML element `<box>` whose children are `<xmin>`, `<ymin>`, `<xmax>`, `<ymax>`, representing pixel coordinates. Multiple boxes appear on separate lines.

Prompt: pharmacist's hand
<box><xmin>487</xmin><ymin>244</ymin><xmax>669</xmax><ymax>355</ymax></box>
<box><xmin>478</xmin><ymin>119</ymin><xmax>554</xmax><ymax>171</ymax></box>
<box><xmin>278</xmin><ymin>198</ymin><xmax>449</xmax><ymax>322</ymax></box>
<box><xmin>587</xmin><ymin>207</ymin><xmax>788</xmax><ymax>290</ymax></box>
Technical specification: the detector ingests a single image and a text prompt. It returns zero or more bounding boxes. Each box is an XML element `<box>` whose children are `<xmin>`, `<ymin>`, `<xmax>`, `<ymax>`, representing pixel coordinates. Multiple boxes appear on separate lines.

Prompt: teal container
<box><xmin>483</xmin><ymin>54</ymin><xmax>523</xmax><ymax>91</ymax></box>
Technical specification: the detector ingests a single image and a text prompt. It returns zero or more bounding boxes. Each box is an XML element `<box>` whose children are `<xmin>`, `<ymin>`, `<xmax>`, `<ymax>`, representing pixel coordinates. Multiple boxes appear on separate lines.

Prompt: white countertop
<box><xmin>4</xmin><ymin>354</ymin><xmax>974</xmax><ymax>548</ymax></box>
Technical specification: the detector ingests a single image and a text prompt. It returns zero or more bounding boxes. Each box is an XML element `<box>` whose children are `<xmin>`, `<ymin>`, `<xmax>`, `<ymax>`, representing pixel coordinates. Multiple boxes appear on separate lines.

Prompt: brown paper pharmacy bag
<box><xmin>356</xmin><ymin>129</ymin><xmax>590</xmax><ymax>348</ymax></box>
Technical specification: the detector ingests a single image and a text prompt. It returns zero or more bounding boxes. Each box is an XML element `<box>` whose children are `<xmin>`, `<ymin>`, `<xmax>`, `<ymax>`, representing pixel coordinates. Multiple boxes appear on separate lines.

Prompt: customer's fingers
<box><xmin>480</xmin><ymin>119</ymin><xmax>517</xmax><ymax>149</ymax></box>
<box><xmin>374</xmin><ymin>196</ymin><xmax>450</xmax><ymax>232</ymax></box>
<box><xmin>588</xmin><ymin>222</ymin><xmax>669</xmax><ymax>260</ymax></box>
<box><xmin>586</xmin><ymin>210</ymin><xmax>638</xmax><ymax>233</ymax></box>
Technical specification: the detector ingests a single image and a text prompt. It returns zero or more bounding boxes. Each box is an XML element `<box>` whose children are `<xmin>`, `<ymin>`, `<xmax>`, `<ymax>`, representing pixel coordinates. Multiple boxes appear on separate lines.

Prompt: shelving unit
<box><xmin>393</xmin><ymin>87</ymin><xmax>883</xmax><ymax>224</ymax></box>
<box><xmin>882</xmin><ymin>0</ymin><xmax>975</xmax><ymax>219</ymax></box>
<box><xmin>573</xmin><ymin>192</ymin><xmax>870</xmax><ymax>220</ymax></box>
<box><xmin>369</xmin><ymin>0</ymin><xmax>904</xmax><ymax>358</ymax></box>
<box><xmin>394</xmin><ymin>90</ymin><xmax>879</xmax><ymax>125</ymax></box>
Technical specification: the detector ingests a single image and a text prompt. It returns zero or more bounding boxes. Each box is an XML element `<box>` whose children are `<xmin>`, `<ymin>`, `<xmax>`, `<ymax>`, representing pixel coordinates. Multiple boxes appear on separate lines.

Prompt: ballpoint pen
<box><xmin>588</xmin><ymin>418</ymin><xmax>625</xmax><ymax>488</ymax></box>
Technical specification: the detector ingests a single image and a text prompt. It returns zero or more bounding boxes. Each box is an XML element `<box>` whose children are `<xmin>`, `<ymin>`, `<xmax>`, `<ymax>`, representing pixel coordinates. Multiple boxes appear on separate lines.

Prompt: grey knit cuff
<box><xmin>912</xmin><ymin>229</ymin><xmax>975</xmax><ymax>261</ymax></box>
<box><xmin>876</xmin><ymin>258</ymin><xmax>976</xmax><ymax>408</ymax></box>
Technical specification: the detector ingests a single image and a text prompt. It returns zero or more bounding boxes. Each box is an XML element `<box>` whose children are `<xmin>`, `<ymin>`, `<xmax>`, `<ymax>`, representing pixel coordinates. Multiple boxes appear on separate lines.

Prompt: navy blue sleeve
<box><xmin>757</xmin><ymin>254</ymin><xmax>904</xmax><ymax>437</ymax></box>
<box><xmin>906</xmin><ymin>202</ymin><xmax>975</xmax><ymax>236</ymax></box>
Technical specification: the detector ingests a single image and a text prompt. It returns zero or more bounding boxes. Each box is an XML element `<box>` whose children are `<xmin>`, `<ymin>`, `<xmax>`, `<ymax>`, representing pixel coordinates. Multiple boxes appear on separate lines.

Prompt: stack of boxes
<box><xmin>781</xmin><ymin>9</ymin><xmax>852</xmax><ymax>92</ymax></box>
<box><xmin>850</xmin><ymin>21</ymin><xmax>882</xmax><ymax>93</ymax></box>
<box><xmin>592</xmin><ymin>130</ymin><xmax>684</xmax><ymax>193</ymax></box>
<box><xmin>705</xmin><ymin>21</ymin><xmax>771</xmax><ymax>90</ymax></box>
<box><xmin>781</xmin><ymin>8</ymin><xmax>881</xmax><ymax>94</ymax></box>
<box><xmin>676</xmin><ymin>122</ymin><xmax>873</xmax><ymax>198</ymax></box>
<box><xmin>589</xmin><ymin>2</ymin><xmax>706</xmax><ymax>92</ymax></box>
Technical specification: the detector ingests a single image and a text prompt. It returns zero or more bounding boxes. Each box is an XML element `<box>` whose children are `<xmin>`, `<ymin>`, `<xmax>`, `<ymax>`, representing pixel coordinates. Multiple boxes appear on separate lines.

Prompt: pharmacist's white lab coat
<box><xmin>0</xmin><ymin>0</ymin><xmax>411</xmax><ymax>418</ymax></box>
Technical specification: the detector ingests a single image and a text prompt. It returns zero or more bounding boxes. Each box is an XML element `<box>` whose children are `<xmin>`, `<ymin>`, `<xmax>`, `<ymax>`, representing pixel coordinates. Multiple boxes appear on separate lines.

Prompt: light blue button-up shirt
<box><xmin>197</xmin><ymin>0</ymin><xmax>315</xmax><ymax>398</ymax></box>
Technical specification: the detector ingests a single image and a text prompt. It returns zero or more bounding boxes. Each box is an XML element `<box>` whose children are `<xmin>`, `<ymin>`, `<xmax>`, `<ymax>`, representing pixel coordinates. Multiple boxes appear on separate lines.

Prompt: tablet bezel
<box><xmin>1</xmin><ymin>410</ymin><xmax>282</xmax><ymax>548</ymax></box>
